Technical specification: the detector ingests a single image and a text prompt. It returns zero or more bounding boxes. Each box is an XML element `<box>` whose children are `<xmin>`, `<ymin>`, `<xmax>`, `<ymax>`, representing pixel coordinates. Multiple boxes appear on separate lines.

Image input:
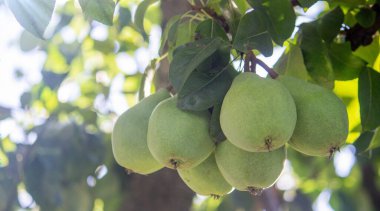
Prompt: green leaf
<box><xmin>6</xmin><ymin>0</ymin><xmax>56</xmax><ymax>39</ymax></box>
<box><xmin>328</xmin><ymin>42</ymin><xmax>366</xmax><ymax>80</ymax></box>
<box><xmin>195</xmin><ymin>19</ymin><xmax>229</xmax><ymax>41</ymax></box>
<box><xmin>178</xmin><ymin>66</ymin><xmax>235</xmax><ymax>111</ymax></box>
<box><xmin>210</xmin><ymin>103</ymin><xmax>227</xmax><ymax>143</ymax></box>
<box><xmin>254</xmin><ymin>0</ymin><xmax>296</xmax><ymax>45</ymax></box>
<box><xmin>42</xmin><ymin>70</ymin><xmax>68</xmax><ymax>90</ymax></box>
<box><xmin>353</xmin><ymin>127</ymin><xmax>380</xmax><ymax>152</ymax></box>
<box><xmin>233</xmin><ymin>0</ymin><xmax>251</xmax><ymax>14</ymax></box>
<box><xmin>358</xmin><ymin>68</ymin><xmax>380</xmax><ymax>131</ymax></box>
<box><xmin>159</xmin><ymin>15</ymin><xmax>180</xmax><ymax>54</ymax></box>
<box><xmin>354</xmin><ymin>36</ymin><xmax>380</xmax><ymax>68</ymax></box>
<box><xmin>134</xmin><ymin>0</ymin><xmax>159</xmax><ymax>40</ymax></box>
<box><xmin>368</xmin><ymin>127</ymin><xmax>380</xmax><ymax>150</ymax></box>
<box><xmin>318</xmin><ymin>7</ymin><xmax>344</xmax><ymax>42</ymax></box>
<box><xmin>299</xmin><ymin>23</ymin><xmax>335</xmax><ymax>88</ymax></box>
<box><xmin>19</xmin><ymin>31</ymin><xmax>43</xmax><ymax>52</ymax></box>
<box><xmin>274</xmin><ymin>42</ymin><xmax>311</xmax><ymax>80</ymax></box>
<box><xmin>356</xmin><ymin>8</ymin><xmax>376</xmax><ymax>28</ymax></box>
<box><xmin>175</xmin><ymin>21</ymin><xmax>198</xmax><ymax>47</ymax></box>
<box><xmin>79</xmin><ymin>0</ymin><xmax>115</xmax><ymax>25</ymax></box>
<box><xmin>177</xmin><ymin>48</ymin><xmax>231</xmax><ymax>111</ymax></box>
<box><xmin>0</xmin><ymin>106</ymin><xmax>11</xmax><ymax>121</ymax></box>
<box><xmin>353</xmin><ymin>131</ymin><xmax>374</xmax><ymax>153</ymax></box>
<box><xmin>118</xmin><ymin>6</ymin><xmax>132</xmax><ymax>31</ymax></box>
<box><xmin>297</xmin><ymin>0</ymin><xmax>318</xmax><ymax>7</ymax></box>
<box><xmin>169</xmin><ymin>38</ymin><xmax>227</xmax><ymax>92</ymax></box>
<box><xmin>232</xmin><ymin>10</ymin><xmax>273</xmax><ymax>56</ymax></box>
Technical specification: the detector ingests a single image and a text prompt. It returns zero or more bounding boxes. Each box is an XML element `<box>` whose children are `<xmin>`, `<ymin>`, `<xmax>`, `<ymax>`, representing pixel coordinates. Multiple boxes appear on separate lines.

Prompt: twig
<box><xmin>190</xmin><ymin>4</ymin><xmax>229</xmax><ymax>33</ymax></box>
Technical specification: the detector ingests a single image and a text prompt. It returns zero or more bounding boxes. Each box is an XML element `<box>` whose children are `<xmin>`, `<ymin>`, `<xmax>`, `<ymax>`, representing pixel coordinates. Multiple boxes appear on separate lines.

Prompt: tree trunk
<box><xmin>120</xmin><ymin>1</ymin><xmax>194</xmax><ymax>211</ymax></box>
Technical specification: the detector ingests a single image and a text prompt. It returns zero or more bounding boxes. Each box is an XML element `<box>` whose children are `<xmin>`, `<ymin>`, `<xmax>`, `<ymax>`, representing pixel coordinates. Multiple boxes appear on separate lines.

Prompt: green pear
<box><xmin>220</xmin><ymin>72</ymin><xmax>297</xmax><ymax>152</ymax></box>
<box><xmin>112</xmin><ymin>89</ymin><xmax>170</xmax><ymax>175</ymax></box>
<box><xmin>147</xmin><ymin>97</ymin><xmax>215</xmax><ymax>169</ymax></box>
<box><xmin>178</xmin><ymin>153</ymin><xmax>232</xmax><ymax>197</ymax></box>
<box><xmin>215</xmin><ymin>140</ymin><xmax>286</xmax><ymax>195</ymax></box>
<box><xmin>278</xmin><ymin>75</ymin><xmax>349</xmax><ymax>157</ymax></box>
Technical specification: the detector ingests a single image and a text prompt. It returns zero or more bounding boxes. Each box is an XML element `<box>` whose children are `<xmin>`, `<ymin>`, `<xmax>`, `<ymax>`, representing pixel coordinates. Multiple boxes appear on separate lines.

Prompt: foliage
<box><xmin>1</xmin><ymin>0</ymin><xmax>380</xmax><ymax>210</ymax></box>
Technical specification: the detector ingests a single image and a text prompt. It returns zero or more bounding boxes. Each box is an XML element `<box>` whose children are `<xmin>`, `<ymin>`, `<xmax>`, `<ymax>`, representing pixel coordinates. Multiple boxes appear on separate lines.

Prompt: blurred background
<box><xmin>0</xmin><ymin>0</ymin><xmax>379</xmax><ymax>210</ymax></box>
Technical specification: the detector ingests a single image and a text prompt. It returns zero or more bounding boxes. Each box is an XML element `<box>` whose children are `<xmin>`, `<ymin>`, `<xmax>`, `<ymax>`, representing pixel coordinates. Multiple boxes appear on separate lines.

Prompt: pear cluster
<box><xmin>111</xmin><ymin>73</ymin><xmax>349</xmax><ymax>197</ymax></box>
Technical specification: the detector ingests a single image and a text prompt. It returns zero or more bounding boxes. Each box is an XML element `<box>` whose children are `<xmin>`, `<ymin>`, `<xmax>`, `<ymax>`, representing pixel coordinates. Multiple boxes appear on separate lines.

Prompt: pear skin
<box><xmin>112</xmin><ymin>89</ymin><xmax>170</xmax><ymax>175</ymax></box>
<box><xmin>147</xmin><ymin>97</ymin><xmax>215</xmax><ymax>169</ymax></box>
<box><xmin>278</xmin><ymin>75</ymin><xmax>349</xmax><ymax>157</ymax></box>
<box><xmin>220</xmin><ymin>72</ymin><xmax>297</xmax><ymax>152</ymax></box>
<box><xmin>215</xmin><ymin>140</ymin><xmax>286</xmax><ymax>194</ymax></box>
<box><xmin>178</xmin><ymin>153</ymin><xmax>232</xmax><ymax>197</ymax></box>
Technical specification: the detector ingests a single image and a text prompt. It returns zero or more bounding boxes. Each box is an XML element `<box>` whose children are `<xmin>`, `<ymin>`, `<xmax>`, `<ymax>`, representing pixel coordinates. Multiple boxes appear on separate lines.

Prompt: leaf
<box><xmin>328</xmin><ymin>42</ymin><xmax>366</xmax><ymax>80</ymax></box>
<box><xmin>42</xmin><ymin>70</ymin><xmax>69</xmax><ymax>90</ymax></box>
<box><xmin>318</xmin><ymin>7</ymin><xmax>344</xmax><ymax>42</ymax></box>
<box><xmin>358</xmin><ymin>68</ymin><xmax>380</xmax><ymax>131</ymax></box>
<box><xmin>354</xmin><ymin>36</ymin><xmax>380</xmax><ymax>69</ymax></box>
<box><xmin>19</xmin><ymin>31</ymin><xmax>42</xmax><ymax>52</ymax></box>
<box><xmin>297</xmin><ymin>0</ymin><xmax>318</xmax><ymax>7</ymax></box>
<box><xmin>353</xmin><ymin>131</ymin><xmax>374</xmax><ymax>153</ymax></box>
<box><xmin>353</xmin><ymin>128</ymin><xmax>380</xmax><ymax>152</ymax></box>
<box><xmin>169</xmin><ymin>38</ymin><xmax>227</xmax><ymax>92</ymax></box>
<box><xmin>175</xmin><ymin>21</ymin><xmax>199</xmax><ymax>47</ymax></box>
<box><xmin>159</xmin><ymin>15</ymin><xmax>180</xmax><ymax>54</ymax></box>
<box><xmin>79</xmin><ymin>0</ymin><xmax>115</xmax><ymax>26</ymax></box>
<box><xmin>232</xmin><ymin>10</ymin><xmax>273</xmax><ymax>56</ymax></box>
<box><xmin>118</xmin><ymin>6</ymin><xmax>132</xmax><ymax>31</ymax></box>
<box><xmin>0</xmin><ymin>106</ymin><xmax>11</xmax><ymax>121</ymax></box>
<box><xmin>299</xmin><ymin>22</ymin><xmax>335</xmax><ymax>88</ymax></box>
<box><xmin>233</xmin><ymin>0</ymin><xmax>251</xmax><ymax>14</ymax></box>
<box><xmin>177</xmin><ymin>63</ymin><xmax>235</xmax><ymax>111</ymax></box>
<box><xmin>6</xmin><ymin>0</ymin><xmax>56</xmax><ymax>39</ymax></box>
<box><xmin>210</xmin><ymin>103</ymin><xmax>227</xmax><ymax>143</ymax></box>
<box><xmin>134</xmin><ymin>0</ymin><xmax>159</xmax><ymax>40</ymax></box>
<box><xmin>273</xmin><ymin>41</ymin><xmax>310</xmax><ymax>80</ymax></box>
<box><xmin>253</xmin><ymin>0</ymin><xmax>296</xmax><ymax>45</ymax></box>
<box><xmin>356</xmin><ymin>8</ymin><xmax>376</xmax><ymax>28</ymax></box>
<box><xmin>368</xmin><ymin>127</ymin><xmax>380</xmax><ymax>150</ymax></box>
<box><xmin>195</xmin><ymin>19</ymin><xmax>229</xmax><ymax>41</ymax></box>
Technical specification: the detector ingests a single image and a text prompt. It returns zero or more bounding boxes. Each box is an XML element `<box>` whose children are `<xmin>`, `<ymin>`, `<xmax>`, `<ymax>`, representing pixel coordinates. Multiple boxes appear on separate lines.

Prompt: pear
<box><xmin>178</xmin><ymin>153</ymin><xmax>232</xmax><ymax>198</ymax></box>
<box><xmin>215</xmin><ymin>140</ymin><xmax>286</xmax><ymax>195</ymax></box>
<box><xmin>278</xmin><ymin>75</ymin><xmax>349</xmax><ymax>157</ymax></box>
<box><xmin>147</xmin><ymin>97</ymin><xmax>215</xmax><ymax>169</ymax></box>
<box><xmin>112</xmin><ymin>89</ymin><xmax>170</xmax><ymax>175</ymax></box>
<box><xmin>220</xmin><ymin>72</ymin><xmax>297</xmax><ymax>152</ymax></box>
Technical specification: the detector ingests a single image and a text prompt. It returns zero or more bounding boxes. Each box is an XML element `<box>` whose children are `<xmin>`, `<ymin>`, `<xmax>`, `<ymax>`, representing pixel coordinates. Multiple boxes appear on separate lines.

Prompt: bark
<box><xmin>121</xmin><ymin>169</ymin><xmax>194</xmax><ymax>211</ymax></box>
<box><xmin>120</xmin><ymin>1</ymin><xmax>194</xmax><ymax>211</ymax></box>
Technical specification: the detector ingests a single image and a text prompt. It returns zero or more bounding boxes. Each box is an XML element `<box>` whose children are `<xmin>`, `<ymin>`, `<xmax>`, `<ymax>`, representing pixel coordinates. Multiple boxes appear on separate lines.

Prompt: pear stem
<box><xmin>256</xmin><ymin>59</ymin><xmax>279</xmax><ymax>79</ymax></box>
<box><xmin>244</xmin><ymin>51</ymin><xmax>278</xmax><ymax>78</ymax></box>
<box><xmin>166</xmin><ymin>84</ymin><xmax>175</xmax><ymax>95</ymax></box>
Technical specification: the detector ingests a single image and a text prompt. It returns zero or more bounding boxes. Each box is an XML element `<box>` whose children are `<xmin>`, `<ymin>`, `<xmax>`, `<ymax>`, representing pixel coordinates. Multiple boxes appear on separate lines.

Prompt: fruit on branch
<box><xmin>278</xmin><ymin>76</ymin><xmax>349</xmax><ymax>157</ymax></box>
<box><xmin>215</xmin><ymin>140</ymin><xmax>286</xmax><ymax>195</ymax></box>
<box><xmin>147</xmin><ymin>96</ymin><xmax>215</xmax><ymax>169</ymax></box>
<box><xmin>178</xmin><ymin>153</ymin><xmax>232</xmax><ymax>198</ymax></box>
<box><xmin>220</xmin><ymin>72</ymin><xmax>297</xmax><ymax>152</ymax></box>
<box><xmin>112</xmin><ymin>89</ymin><xmax>170</xmax><ymax>175</ymax></box>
